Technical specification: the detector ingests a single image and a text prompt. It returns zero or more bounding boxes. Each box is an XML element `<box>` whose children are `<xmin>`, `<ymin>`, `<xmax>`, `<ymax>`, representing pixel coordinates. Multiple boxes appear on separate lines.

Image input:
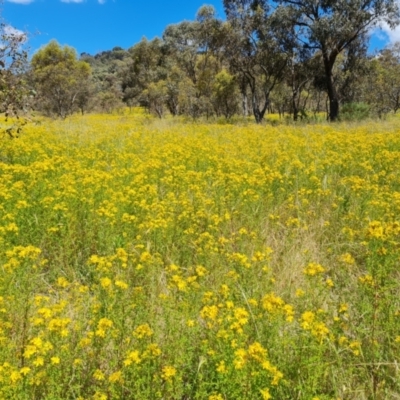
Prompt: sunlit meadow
<box><xmin>0</xmin><ymin>110</ymin><xmax>400</xmax><ymax>399</ymax></box>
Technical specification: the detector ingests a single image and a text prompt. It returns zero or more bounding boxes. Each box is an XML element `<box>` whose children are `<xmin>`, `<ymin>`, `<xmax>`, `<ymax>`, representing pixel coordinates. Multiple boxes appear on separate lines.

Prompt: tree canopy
<box><xmin>11</xmin><ymin>2</ymin><xmax>400</xmax><ymax>123</ymax></box>
<box><xmin>31</xmin><ymin>41</ymin><xmax>92</xmax><ymax>119</ymax></box>
<box><xmin>273</xmin><ymin>0</ymin><xmax>400</xmax><ymax>120</ymax></box>
<box><xmin>0</xmin><ymin>18</ymin><xmax>31</xmax><ymax>137</ymax></box>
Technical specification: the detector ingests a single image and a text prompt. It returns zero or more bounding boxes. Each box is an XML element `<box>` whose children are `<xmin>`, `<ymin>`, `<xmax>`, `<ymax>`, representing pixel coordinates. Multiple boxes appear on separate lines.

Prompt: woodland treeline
<box><xmin>7</xmin><ymin>0</ymin><xmax>400</xmax><ymax>124</ymax></box>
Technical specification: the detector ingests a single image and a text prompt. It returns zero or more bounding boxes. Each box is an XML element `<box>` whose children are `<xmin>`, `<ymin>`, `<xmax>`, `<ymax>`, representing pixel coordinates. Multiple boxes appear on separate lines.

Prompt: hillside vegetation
<box><xmin>1</xmin><ymin>111</ymin><xmax>400</xmax><ymax>399</ymax></box>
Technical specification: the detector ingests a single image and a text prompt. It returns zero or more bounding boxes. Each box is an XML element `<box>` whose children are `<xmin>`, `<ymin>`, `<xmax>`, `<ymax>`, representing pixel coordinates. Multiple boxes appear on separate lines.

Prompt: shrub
<box><xmin>340</xmin><ymin>102</ymin><xmax>370</xmax><ymax>121</ymax></box>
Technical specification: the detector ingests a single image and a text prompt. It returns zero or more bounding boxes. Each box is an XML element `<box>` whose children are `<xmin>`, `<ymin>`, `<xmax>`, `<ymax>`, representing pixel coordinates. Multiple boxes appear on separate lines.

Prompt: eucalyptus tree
<box><xmin>142</xmin><ymin>80</ymin><xmax>168</xmax><ymax>118</ymax></box>
<box><xmin>212</xmin><ymin>69</ymin><xmax>240</xmax><ymax>118</ymax></box>
<box><xmin>162</xmin><ymin>7</ymin><xmax>227</xmax><ymax>118</ymax></box>
<box><xmin>282</xmin><ymin>56</ymin><xmax>314</xmax><ymax>120</ymax></box>
<box><xmin>0</xmin><ymin>19</ymin><xmax>31</xmax><ymax>137</ymax></box>
<box><xmin>31</xmin><ymin>41</ymin><xmax>92</xmax><ymax>119</ymax></box>
<box><xmin>121</xmin><ymin>38</ymin><xmax>167</xmax><ymax>109</ymax></box>
<box><xmin>164</xmin><ymin>65</ymin><xmax>185</xmax><ymax>116</ymax></box>
<box><xmin>274</xmin><ymin>0</ymin><xmax>400</xmax><ymax>121</ymax></box>
<box><xmin>223</xmin><ymin>0</ymin><xmax>289</xmax><ymax>123</ymax></box>
<box><xmin>378</xmin><ymin>43</ymin><xmax>400</xmax><ymax>113</ymax></box>
<box><xmin>363</xmin><ymin>43</ymin><xmax>400</xmax><ymax>116</ymax></box>
<box><xmin>163</xmin><ymin>21</ymin><xmax>201</xmax><ymax>85</ymax></box>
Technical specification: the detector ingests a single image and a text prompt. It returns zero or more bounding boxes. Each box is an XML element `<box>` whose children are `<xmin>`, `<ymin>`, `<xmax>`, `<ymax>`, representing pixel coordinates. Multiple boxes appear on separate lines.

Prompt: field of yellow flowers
<box><xmin>0</xmin><ymin>110</ymin><xmax>400</xmax><ymax>399</ymax></box>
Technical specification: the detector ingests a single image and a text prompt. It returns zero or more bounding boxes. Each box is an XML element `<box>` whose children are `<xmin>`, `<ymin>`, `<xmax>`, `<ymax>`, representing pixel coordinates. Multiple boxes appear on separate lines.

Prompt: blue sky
<box><xmin>3</xmin><ymin>0</ymin><xmax>225</xmax><ymax>55</ymax></box>
<box><xmin>2</xmin><ymin>0</ymin><xmax>397</xmax><ymax>57</ymax></box>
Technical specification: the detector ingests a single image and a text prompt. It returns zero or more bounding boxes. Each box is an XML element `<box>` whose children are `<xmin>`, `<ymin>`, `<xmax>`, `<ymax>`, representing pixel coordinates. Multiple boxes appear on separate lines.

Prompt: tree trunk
<box><xmin>242</xmin><ymin>93</ymin><xmax>248</xmax><ymax>117</ymax></box>
<box><xmin>251</xmin><ymin>91</ymin><xmax>269</xmax><ymax>124</ymax></box>
<box><xmin>292</xmin><ymin>89</ymin><xmax>299</xmax><ymax>121</ymax></box>
<box><xmin>323</xmin><ymin>55</ymin><xmax>339</xmax><ymax>122</ymax></box>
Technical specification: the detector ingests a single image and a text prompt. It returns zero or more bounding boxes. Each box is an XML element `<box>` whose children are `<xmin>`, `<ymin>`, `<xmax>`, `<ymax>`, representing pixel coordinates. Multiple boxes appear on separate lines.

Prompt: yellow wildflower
<box><xmin>161</xmin><ymin>365</ymin><xmax>177</xmax><ymax>382</ymax></box>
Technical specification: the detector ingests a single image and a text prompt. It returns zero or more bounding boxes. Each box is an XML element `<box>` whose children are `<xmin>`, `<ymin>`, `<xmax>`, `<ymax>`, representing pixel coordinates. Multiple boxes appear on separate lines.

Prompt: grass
<box><xmin>0</xmin><ymin>110</ymin><xmax>400</xmax><ymax>399</ymax></box>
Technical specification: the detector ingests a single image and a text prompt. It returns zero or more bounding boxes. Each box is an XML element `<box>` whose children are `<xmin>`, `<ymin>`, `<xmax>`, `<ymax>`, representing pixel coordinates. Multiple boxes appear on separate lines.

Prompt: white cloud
<box><xmin>378</xmin><ymin>21</ymin><xmax>400</xmax><ymax>44</ymax></box>
<box><xmin>4</xmin><ymin>25</ymin><xmax>25</xmax><ymax>37</ymax></box>
<box><xmin>6</xmin><ymin>0</ymin><xmax>34</xmax><ymax>4</ymax></box>
<box><xmin>0</xmin><ymin>25</ymin><xmax>27</xmax><ymax>50</ymax></box>
<box><xmin>373</xmin><ymin>0</ymin><xmax>400</xmax><ymax>44</ymax></box>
